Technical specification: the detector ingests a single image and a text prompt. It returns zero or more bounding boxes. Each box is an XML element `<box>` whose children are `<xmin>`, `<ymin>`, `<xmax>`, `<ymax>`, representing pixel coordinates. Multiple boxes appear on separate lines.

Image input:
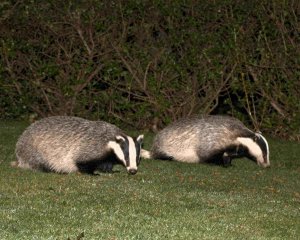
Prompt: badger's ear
<box><xmin>115</xmin><ymin>135</ymin><xmax>126</xmax><ymax>144</ymax></box>
<box><xmin>254</xmin><ymin>132</ymin><xmax>261</xmax><ymax>142</ymax></box>
<box><xmin>136</xmin><ymin>134</ymin><xmax>144</xmax><ymax>144</ymax></box>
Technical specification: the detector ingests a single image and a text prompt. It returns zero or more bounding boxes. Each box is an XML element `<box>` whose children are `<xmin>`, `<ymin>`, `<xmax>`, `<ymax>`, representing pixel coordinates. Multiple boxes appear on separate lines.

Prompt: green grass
<box><xmin>0</xmin><ymin>121</ymin><xmax>299</xmax><ymax>240</ymax></box>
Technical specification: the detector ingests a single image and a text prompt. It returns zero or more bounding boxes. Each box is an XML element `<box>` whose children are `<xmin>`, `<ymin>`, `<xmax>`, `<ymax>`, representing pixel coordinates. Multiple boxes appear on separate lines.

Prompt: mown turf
<box><xmin>0</xmin><ymin>121</ymin><xmax>299</xmax><ymax>239</ymax></box>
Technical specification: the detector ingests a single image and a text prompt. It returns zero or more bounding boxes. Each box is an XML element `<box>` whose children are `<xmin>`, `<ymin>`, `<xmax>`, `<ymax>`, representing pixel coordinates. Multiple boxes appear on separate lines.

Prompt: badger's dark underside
<box><xmin>153</xmin><ymin>144</ymin><xmax>254</xmax><ymax>167</ymax></box>
<box><xmin>205</xmin><ymin>144</ymin><xmax>255</xmax><ymax>166</ymax></box>
<box><xmin>76</xmin><ymin>153</ymin><xmax>121</xmax><ymax>174</ymax></box>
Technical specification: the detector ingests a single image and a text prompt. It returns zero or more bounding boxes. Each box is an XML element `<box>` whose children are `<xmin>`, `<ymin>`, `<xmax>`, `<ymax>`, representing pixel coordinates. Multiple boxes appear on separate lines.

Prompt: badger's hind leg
<box><xmin>10</xmin><ymin>160</ymin><xmax>32</xmax><ymax>169</ymax></box>
<box><xmin>11</xmin><ymin>158</ymin><xmax>47</xmax><ymax>171</ymax></box>
<box><xmin>152</xmin><ymin>151</ymin><xmax>174</xmax><ymax>161</ymax></box>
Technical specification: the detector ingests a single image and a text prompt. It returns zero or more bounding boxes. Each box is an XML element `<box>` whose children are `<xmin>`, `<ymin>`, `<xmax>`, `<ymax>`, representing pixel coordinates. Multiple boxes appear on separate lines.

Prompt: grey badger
<box><xmin>12</xmin><ymin>116</ymin><xmax>144</xmax><ymax>175</ymax></box>
<box><xmin>141</xmin><ymin>115</ymin><xmax>270</xmax><ymax>167</ymax></box>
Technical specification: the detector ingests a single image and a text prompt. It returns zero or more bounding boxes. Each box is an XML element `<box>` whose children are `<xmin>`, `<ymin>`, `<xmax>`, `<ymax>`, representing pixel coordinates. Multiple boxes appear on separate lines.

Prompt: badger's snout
<box><xmin>258</xmin><ymin>161</ymin><xmax>271</xmax><ymax>168</ymax></box>
<box><xmin>128</xmin><ymin>169</ymin><xmax>137</xmax><ymax>175</ymax></box>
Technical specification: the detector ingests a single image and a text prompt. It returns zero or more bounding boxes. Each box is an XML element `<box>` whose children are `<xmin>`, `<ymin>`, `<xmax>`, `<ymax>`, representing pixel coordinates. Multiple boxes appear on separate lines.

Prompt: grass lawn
<box><xmin>0</xmin><ymin>121</ymin><xmax>299</xmax><ymax>240</ymax></box>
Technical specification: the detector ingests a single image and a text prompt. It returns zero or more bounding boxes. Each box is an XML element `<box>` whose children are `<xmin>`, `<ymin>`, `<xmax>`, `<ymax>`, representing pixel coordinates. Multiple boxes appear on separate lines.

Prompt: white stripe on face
<box><xmin>127</xmin><ymin>136</ymin><xmax>137</xmax><ymax>171</ymax></box>
<box><xmin>256</xmin><ymin>133</ymin><xmax>270</xmax><ymax>166</ymax></box>
<box><xmin>236</xmin><ymin>137</ymin><xmax>264</xmax><ymax>166</ymax></box>
<box><xmin>107</xmin><ymin>141</ymin><xmax>126</xmax><ymax>166</ymax></box>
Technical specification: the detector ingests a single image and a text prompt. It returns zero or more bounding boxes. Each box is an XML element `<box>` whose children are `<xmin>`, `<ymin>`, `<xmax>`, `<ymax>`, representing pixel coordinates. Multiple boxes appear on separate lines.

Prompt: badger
<box><xmin>141</xmin><ymin>115</ymin><xmax>270</xmax><ymax>167</ymax></box>
<box><xmin>12</xmin><ymin>116</ymin><xmax>144</xmax><ymax>175</ymax></box>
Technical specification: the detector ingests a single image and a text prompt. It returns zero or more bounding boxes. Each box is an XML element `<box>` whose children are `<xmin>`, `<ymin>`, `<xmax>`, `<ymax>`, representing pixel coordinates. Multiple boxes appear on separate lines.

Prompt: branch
<box><xmin>203</xmin><ymin>62</ymin><xmax>237</xmax><ymax>113</ymax></box>
<box><xmin>112</xmin><ymin>45</ymin><xmax>143</xmax><ymax>87</ymax></box>
<box><xmin>72</xmin><ymin>14</ymin><xmax>93</xmax><ymax>57</ymax></box>
<box><xmin>247</xmin><ymin>65</ymin><xmax>287</xmax><ymax>117</ymax></box>
<box><xmin>0</xmin><ymin>0</ymin><xmax>23</xmax><ymax>23</ymax></box>
<box><xmin>74</xmin><ymin>64</ymin><xmax>104</xmax><ymax>93</ymax></box>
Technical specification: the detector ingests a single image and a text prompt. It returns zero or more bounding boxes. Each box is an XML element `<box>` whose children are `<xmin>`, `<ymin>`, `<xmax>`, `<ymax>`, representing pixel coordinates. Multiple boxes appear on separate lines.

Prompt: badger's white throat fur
<box><xmin>236</xmin><ymin>137</ymin><xmax>265</xmax><ymax>167</ymax></box>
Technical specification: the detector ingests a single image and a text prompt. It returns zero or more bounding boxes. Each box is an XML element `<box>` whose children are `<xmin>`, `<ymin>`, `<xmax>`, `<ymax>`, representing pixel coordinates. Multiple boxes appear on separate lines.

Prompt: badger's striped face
<box><xmin>237</xmin><ymin>133</ymin><xmax>270</xmax><ymax>167</ymax></box>
<box><xmin>254</xmin><ymin>133</ymin><xmax>270</xmax><ymax>167</ymax></box>
<box><xmin>108</xmin><ymin>134</ymin><xmax>143</xmax><ymax>175</ymax></box>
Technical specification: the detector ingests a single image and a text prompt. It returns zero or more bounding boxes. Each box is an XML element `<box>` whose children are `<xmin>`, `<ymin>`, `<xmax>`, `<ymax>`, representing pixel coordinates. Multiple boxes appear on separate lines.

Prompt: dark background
<box><xmin>1</xmin><ymin>0</ymin><xmax>299</xmax><ymax>140</ymax></box>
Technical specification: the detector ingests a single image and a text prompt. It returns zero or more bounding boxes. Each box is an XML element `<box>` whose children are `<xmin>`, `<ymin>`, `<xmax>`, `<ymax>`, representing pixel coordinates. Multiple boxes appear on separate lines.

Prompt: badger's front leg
<box><xmin>97</xmin><ymin>161</ymin><xmax>114</xmax><ymax>173</ymax></box>
<box><xmin>222</xmin><ymin>152</ymin><xmax>232</xmax><ymax>167</ymax></box>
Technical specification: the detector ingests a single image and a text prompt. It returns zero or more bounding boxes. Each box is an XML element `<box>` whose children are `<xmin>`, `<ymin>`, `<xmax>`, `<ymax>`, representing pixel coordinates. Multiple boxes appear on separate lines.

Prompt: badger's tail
<box><xmin>141</xmin><ymin>149</ymin><xmax>152</xmax><ymax>159</ymax></box>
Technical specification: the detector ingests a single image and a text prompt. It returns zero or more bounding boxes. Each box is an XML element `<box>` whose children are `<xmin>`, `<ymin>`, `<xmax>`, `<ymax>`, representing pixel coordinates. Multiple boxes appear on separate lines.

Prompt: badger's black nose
<box><xmin>128</xmin><ymin>169</ymin><xmax>137</xmax><ymax>175</ymax></box>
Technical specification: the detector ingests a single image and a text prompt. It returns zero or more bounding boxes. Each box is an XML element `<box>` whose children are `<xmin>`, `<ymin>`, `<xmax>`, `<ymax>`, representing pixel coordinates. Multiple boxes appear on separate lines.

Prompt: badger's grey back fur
<box><xmin>142</xmin><ymin>115</ymin><xmax>270</xmax><ymax>167</ymax></box>
<box><xmin>14</xmin><ymin>116</ymin><xmax>143</xmax><ymax>174</ymax></box>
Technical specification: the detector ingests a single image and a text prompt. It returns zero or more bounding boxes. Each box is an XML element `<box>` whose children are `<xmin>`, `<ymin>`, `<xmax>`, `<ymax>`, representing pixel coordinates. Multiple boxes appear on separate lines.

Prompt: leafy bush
<box><xmin>1</xmin><ymin>0</ymin><xmax>299</xmax><ymax>139</ymax></box>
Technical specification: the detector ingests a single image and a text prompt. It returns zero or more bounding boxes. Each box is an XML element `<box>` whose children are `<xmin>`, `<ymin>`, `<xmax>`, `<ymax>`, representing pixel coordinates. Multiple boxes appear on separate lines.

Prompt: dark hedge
<box><xmin>0</xmin><ymin>0</ymin><xmax>299</xmax><ymax>139</ymax></box>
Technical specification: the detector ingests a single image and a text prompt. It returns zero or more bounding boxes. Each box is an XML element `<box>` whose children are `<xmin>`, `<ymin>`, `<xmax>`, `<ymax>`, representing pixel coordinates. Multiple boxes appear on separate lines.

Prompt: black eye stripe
<box><xmin>123</xmin><ymin>136</ymin><xmax>129</xmax><ymax>166</ymax></box>
<box><xmin>135</xmin><ymin>139</ymin><xmax>142</xmax><ymax>165</ymax></box>
<box><xmin>116</xmin><ymin>136</ymin><xmax>129</xmax><ymax>166</ymax></box>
